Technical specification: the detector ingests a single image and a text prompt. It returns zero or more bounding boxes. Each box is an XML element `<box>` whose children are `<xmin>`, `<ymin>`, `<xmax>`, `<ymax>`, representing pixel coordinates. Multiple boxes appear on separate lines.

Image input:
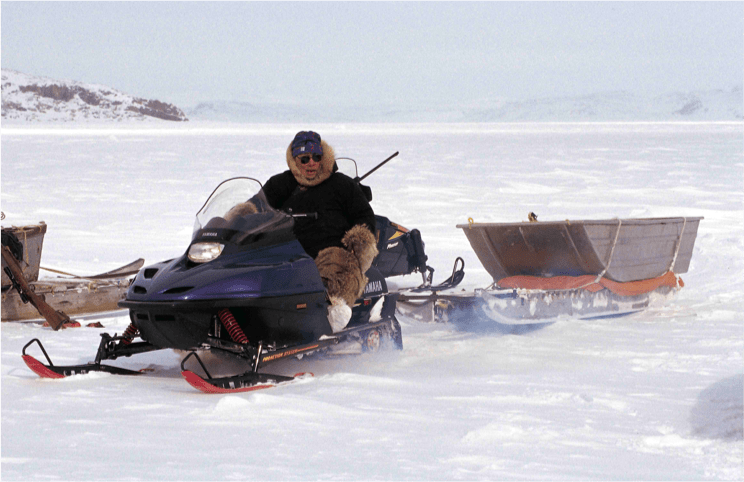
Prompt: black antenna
<box><xmin>357</xmin><ymin>151</ymin><xmax>399</xmax><ymax>182</ymax></box>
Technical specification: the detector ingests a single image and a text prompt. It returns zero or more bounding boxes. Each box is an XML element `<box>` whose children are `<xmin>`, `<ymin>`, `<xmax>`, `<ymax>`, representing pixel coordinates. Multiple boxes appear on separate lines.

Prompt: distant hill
<box><xmin>1</xmin><ymin>69</ymin><xmax>188</xmax><ymax>122</ymax></box>
<box><xmin>2</xmin><ymin>69</ymin><xmax>740</xmax><ymax>123</ymax></box>
<box><xmin>188</xmin><ymin>88</ymin><xmax>743</xmax><ymax>123</ymax></box>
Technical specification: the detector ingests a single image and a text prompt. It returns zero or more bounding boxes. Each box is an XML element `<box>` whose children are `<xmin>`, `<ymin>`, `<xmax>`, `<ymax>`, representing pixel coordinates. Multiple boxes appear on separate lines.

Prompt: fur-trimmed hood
<box><xmin>286</xmin><ymin>139</ymin><xmax>336</xmax><ymax>187</ymax></box>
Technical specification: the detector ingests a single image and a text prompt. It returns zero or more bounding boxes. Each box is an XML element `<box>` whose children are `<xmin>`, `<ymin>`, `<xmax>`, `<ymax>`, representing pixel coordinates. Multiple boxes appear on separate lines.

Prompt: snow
<box><xmin>2</xmin><ymin>122</ymin><xmax>743</xmax><ymax>480</ymax></box>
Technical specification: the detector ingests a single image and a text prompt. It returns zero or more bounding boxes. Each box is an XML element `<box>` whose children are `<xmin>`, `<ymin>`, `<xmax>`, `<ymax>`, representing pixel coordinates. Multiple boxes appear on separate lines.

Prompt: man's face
<box><xmin>296</xmin><ymin>154</ymin><xmax>321</xmax><ymax>180</ymax></box>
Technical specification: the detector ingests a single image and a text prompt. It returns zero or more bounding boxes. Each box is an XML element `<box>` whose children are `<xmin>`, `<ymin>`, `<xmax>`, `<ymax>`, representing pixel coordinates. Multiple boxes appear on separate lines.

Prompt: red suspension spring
<box><xmin>121</xmin><ymin>322</ymin><xmax>139</xmax><ymax>345</ymax></box>
<box><xmin>217</xmin><ymin>308</ymin><xmax>249</xmax><ymax>344</ymax></box>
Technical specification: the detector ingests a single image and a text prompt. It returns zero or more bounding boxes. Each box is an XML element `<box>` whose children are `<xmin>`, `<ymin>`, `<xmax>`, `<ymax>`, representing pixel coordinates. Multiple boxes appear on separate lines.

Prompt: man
<box><xmin>228</xmin><ymin>131</ymin><xmax>378</xmax><ymax>331</ymax></box>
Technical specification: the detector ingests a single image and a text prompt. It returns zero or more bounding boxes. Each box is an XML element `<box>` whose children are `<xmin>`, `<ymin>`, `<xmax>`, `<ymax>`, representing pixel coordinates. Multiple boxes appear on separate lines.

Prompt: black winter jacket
<box><xmin>262</xmin><ymin>170</ymin><xmax>376</xmax><ymax>258</ymax></box>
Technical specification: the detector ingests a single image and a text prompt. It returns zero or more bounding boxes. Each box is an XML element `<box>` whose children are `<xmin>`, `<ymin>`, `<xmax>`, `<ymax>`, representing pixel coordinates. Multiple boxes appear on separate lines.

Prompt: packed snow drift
<box><xmin>2</xmin><ymin>122</ymin><xmax>742</xmax><ymax>480</ymax></box>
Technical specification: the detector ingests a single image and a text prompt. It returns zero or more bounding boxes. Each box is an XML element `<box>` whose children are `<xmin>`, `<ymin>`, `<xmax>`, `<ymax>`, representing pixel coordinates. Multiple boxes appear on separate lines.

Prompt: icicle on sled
<box><xmin>398</xmin><ymin>216</ymin><xmax>702</xmax><ymax>325</ymax></box>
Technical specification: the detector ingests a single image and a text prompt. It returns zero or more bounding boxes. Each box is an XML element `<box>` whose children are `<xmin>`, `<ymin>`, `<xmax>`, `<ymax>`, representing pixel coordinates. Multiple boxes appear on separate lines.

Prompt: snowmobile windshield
<box><xmin>192</xmin><ymin>177</ymin><xmax>294</xmax><ymax>246</ymax></box>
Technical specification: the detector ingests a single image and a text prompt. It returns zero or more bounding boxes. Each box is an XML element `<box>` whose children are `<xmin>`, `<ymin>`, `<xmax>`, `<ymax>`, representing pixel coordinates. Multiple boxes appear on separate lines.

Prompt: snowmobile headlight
<box><xmin>188</xmin><ymin>242</ymin><xmax>225</xmax><ymax>263</ymax></box>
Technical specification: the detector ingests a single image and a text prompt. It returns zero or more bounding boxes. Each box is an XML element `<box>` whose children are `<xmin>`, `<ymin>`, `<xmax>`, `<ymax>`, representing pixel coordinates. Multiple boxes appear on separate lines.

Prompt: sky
<box><xmin>1</xmin><ymin>2</ymin><xmax>743</xmax><ymax>108</ymax></box>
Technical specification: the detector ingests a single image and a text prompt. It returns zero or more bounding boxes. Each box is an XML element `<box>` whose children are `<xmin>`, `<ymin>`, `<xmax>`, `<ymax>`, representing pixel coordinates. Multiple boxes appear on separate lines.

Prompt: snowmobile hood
<box><xmin>125</xmin><ymin>240</ymin><xmax>325</xmax><ymax>303</ymax></box>
<box><xmin>124</xmin><ymin>178</ymin><xmax>328</xmax><ymax>304</ymax></box>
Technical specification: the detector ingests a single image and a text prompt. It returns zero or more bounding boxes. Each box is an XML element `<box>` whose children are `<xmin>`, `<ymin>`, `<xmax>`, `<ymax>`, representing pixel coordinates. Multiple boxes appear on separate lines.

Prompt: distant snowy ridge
<box><xmin>2</xmin><ymin>69</ymin><xmax>740</xmax><ymax>123</ymax></box>
<box><xmin>1</xmin><ymin>69</ymin><xmax>188</xmax><ymax>122</ymax></box>
<box><xmin>467</xmin><ymin>88</ymin><xmax>743</xmax><ymax>122</ymax></box>
<box><xmin>189</xmin><ymin>87</ymin><xmax>743</xmax><ymax>123</ymax></box>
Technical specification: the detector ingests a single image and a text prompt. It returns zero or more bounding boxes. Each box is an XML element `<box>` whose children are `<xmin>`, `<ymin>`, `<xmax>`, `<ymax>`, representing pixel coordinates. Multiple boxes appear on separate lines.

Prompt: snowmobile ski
<box><xmin>179</xmin><ymin>319</ymin><xmax>400</xmax><ymax>393</ymax></box>
<box><xmin>22</xmin><ymin>353</ymin><xmax>144</xmax><ymax>378</ymax></box>
<box><xmin>22</xmin><ymin>336</ymin><xmax>158</xmax><ymax>379</ymax></box>
<box><xmin>180</xmin><ymin>351</ymin><xmax>313</xmax><ymax>393</ymax></box>
<box><xmin>181</xmin><ymin>370</ymin><xmax>295</xmax><ymax>394</ymax></box>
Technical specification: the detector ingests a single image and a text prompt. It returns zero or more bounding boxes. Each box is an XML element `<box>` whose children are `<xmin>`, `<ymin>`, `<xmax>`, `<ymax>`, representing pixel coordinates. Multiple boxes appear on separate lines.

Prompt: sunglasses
<box><xmin>299</xmin><ymin>154</ymin><xmax>322</xmax><ymax>165</ymax></box>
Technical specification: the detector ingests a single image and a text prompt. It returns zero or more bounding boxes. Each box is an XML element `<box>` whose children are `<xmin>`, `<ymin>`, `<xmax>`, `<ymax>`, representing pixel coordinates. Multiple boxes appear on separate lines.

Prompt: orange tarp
<box><xmin>496</xmin><ymin>271</ymin><xmax>683</xmax><ymax>297</ymax></box>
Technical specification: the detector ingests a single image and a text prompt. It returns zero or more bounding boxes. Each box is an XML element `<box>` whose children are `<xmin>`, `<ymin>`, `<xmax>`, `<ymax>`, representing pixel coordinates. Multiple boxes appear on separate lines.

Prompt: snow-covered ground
<box><xmin>2</xmin><ymin>122</ymin><xmax>743</xmax><ymax>480</ymax></box>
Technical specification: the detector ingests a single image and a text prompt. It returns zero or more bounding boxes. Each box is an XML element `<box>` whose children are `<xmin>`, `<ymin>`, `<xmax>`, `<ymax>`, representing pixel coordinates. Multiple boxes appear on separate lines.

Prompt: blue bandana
<box><xmin>291</xmin><ymin>131</ymin><xmax>323</xmax><ymax>158</ymax></box>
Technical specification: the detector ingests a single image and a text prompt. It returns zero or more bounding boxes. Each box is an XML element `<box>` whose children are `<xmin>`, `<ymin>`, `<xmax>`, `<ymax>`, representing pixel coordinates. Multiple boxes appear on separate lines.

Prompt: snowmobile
<box><xmin>22</xmin><ymin>158</ymin><xmax>465</xmax><ymax>393</ymax></box>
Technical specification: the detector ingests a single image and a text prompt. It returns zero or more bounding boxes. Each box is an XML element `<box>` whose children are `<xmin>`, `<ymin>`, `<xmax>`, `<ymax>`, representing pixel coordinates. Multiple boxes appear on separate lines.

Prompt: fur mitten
<box><xmin>315</xmin><ymin>246</ymin><xmax>365</xmax><ymax>307</ymax></box>
<box><xmin>224</xmin><ymin>201</ymin><xmax>258</xmax><ymax>222</ymax></box>
<box><xmin>315</xmin><ymin>225</ymin><xmax>378</xmax><ymax>307</ymax></box>
<box><xmin>342</xmin><ymin>225</ymin><xmax>378</xmax><ymax>274</ymax></box>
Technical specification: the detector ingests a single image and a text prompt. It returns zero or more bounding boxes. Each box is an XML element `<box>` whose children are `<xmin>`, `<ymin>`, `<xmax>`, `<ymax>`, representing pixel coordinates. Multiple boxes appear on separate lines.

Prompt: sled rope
<box><xmin>504</xmin><ymin>218</ymin><xmax>625</xmax><ymax>294</ymax></box>
<box><xmin>572</xmin><ymin>218</ymin><xmax>623</xmax><ymax>290</ymax></box>
<box><xmin>40</xmin><ymin>266</ymin><xmax>78</xmax><ymax>277</ymax></box>
<box><xmin>668</xmin><ymin>217</ymin><xmax>687</xmax><ymax>273</ymax></box>
<box><xmin>593</xmin><ymin>218</ymin><xmax>622</xmax><ymax>284</ymax></box>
